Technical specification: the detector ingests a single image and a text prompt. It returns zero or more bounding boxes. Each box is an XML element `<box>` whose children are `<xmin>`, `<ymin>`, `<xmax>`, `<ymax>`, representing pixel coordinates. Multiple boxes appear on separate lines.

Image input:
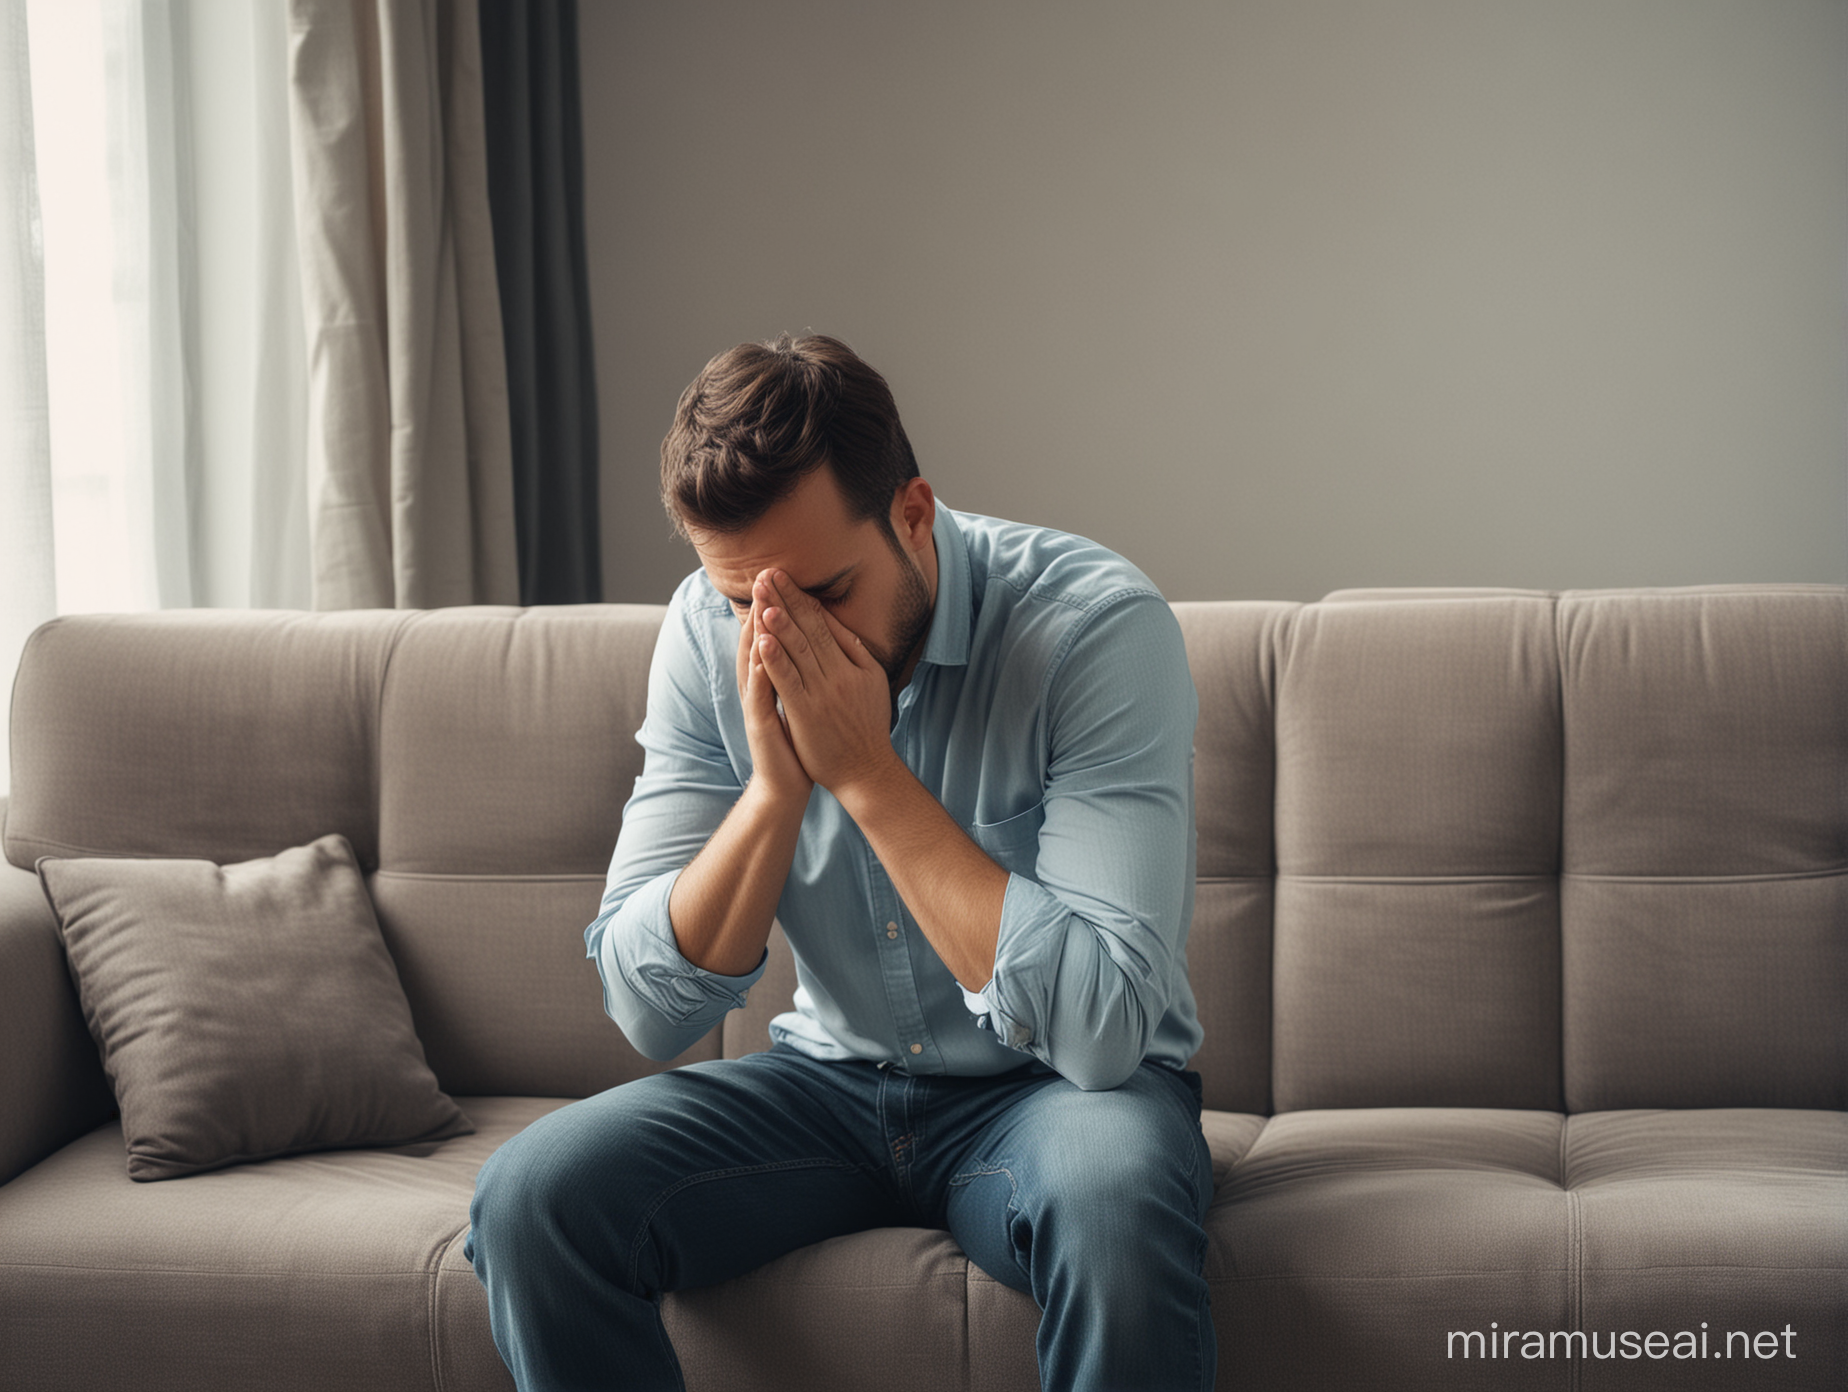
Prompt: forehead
<box><xmin>689</xmin><ymin>469</ymin><xmax>879</xmax><ymax>604</ymax></box>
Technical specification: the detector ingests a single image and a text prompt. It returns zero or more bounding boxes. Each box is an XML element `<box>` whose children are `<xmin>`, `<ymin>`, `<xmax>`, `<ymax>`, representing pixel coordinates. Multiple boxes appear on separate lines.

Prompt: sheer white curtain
<box><xmin>2</xmin><ymin>0</ymin><xmax>309</xmax><ymax>794</ymax></box>
<box><xmin>2</xmin><ymin>0</ymin><xmax>521</xmax><ymax>796</ymax></box>
<box><xmin>1</xmin><ymin>0</ymin><xmax>56</xmax><ymax>798</ymax></box>
<box><xmin>28</xmin><ymin>0</ymin><xmax>309</xmax><ymax>614</ymax></box>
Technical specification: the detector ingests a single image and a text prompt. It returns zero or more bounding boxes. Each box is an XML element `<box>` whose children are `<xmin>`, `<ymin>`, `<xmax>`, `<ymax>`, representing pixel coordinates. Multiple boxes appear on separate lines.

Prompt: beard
<box><xmin>866</xmin><ymin>532</ymin><xmax>934</xmax><ymax>695</ymax></box>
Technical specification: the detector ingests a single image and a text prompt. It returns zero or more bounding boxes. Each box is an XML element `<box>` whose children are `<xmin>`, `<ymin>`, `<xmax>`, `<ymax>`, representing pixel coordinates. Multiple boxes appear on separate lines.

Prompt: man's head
<box><xmin>662</xmin><ymin>335</ymin><xmax>938</xmax><ymax>691</ymax></box>
<box><xmin>661</xmin><ymin>333</ymin><xmax>919</xmax><ymax>542</ymax></box>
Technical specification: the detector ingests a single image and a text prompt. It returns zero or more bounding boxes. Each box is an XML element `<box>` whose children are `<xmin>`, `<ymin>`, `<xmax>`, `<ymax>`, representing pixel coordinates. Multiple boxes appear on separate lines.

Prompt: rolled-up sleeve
<box><xmin>960</xmin><ymin>593</ymin><xmax>1198</xmax><ymax>1091</ymax></box>
<box><xmin>584</xmin><ymin>589</ymin><xmax>767</xmax><ymax>1061</ymax></box>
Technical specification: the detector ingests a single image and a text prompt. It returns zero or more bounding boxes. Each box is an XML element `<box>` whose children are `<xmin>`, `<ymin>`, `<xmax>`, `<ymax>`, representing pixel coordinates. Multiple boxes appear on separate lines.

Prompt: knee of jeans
<box><xmin>469</xmin><ymin>1119</ymin><xmax>604</xmax><ymax>1261</ymax></box>
<box><xmin>467</xmin><ymin>1135</ymin><xmax>528</xmax><ymax>1260</ymax></box>
<box><xmin>1013</xmin><ymin>1117</ymin><xmax>1206</xmax><ymax>1240</ymax></box>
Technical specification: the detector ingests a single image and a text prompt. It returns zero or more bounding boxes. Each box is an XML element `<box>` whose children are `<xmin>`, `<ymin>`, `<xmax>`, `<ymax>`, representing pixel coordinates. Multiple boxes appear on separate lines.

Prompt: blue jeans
<box><xmin>466</xmin><ymin>1044</ymin><xmax>1215</xmax><ymax>1391</ymax></box>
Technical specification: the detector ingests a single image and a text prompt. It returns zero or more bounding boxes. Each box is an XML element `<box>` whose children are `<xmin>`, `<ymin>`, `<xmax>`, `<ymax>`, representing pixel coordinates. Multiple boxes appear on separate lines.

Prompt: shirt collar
<box><xmin>919</xmin><ymin>503</ymin><xmax>972</xmax><ymax>670</ymax></box>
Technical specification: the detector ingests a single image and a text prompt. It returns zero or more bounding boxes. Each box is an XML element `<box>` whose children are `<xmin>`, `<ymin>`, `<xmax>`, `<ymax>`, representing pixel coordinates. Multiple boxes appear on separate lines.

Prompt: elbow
<box><xmin>605</xmin><ymin>990</ymin><xmax>705</xmax><ymax>1064</ymax></box>
<box><xmin>600</xmin><ymin>971</ymin><xmax>705</xmax><ymax>1063</ymax></box>
<box><xmin>1039</xmin><ymin>934</ymin><xmax>1163</xmax><ymax>1092</ymax></box>
<box><xmin>636</xmin><ymin>1035</ymin><xmax>699</xmax><ymax>1064</ymax></box>
<box><xmin>625</xmin><ymin>1017</ymin><xmax>691</xmax><ymax>1064</ymax></box>
<box><xmin>1062</xmin><ymin>1054</ymin><xmax>1143</xmax><ymax>1093</ymax></box>
<box><xmin>1043</xmin><ymin>1016</ymin><xmax>1150</xmax><ymax>1092</ymax></box>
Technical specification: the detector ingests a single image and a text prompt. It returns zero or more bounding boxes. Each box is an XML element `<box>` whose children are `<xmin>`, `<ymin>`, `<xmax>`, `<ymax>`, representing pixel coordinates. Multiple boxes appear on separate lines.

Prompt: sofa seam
<box><xmin>1202</xmin><ymin>1263</ymin><xmax>1844</xmax><ymax>1284</ymax></box>
<box><xmin>428</xmin><ymin>1222</ymin><xmax>469</xmax><ymax>1392</ymax></box>
<box><xmin>1208</xmin><ymin>1269</ymin><xmax>1577</xmax><ymax>1283</ymax></box>
<box><xmin>1561</xmin><ymin>1112</ymin><xmax>1581</xmax><ymax>1392</ymax></box>
<box><xmin>1554</xmin><ymin>593</ymin><xmax>1569</xmax><ymax>1124</ymax></box>
<box><xmin>1275</xmin><ymin>873</ymin><xmax>1556</xmax><ymax>885</ymax></box>
<box><xmin>4</xmin><ymin>835</ymin><xmax>217</xmax><ymax>862</ymax></box>
<box><xmin>371</xmin><ymin>870</ymin><xmax>607</xmax><ymax>884</ymax></box>
<box><xmin>1559</xmin><ymin>867</ymin><xmax>1848</xmax><ymax>884</ymax></box>
<box><xmin>961</xmin><ymin>1253</ymin><xmax>974</xmax><ymax>1388</ymax></box>
<box><xmin>372</xmin><ymin>610</ymin><xmax>423</xmax><ymax>871</ymax></box>
<box><xmin>427</xmin><ymin>1235</ymin><xmax>444</xmax><ymax>1392</ymax></box>
<box><xmin>0</xmin><ymin>1260</ymin><xmax>457</xmax><ymax>1277</ymax></box>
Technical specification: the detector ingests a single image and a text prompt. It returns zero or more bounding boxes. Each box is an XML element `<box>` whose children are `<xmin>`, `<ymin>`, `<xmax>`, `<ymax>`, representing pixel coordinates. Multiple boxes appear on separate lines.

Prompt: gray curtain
<box><xmin>478</xmin><ymin>0</ymin><xmax>601</xmax><ymax>605</ymax></box>
<box><xmin>287</xmin><ymin>0</ymin><xmax>520</xmax><ymax>610</ymax></box>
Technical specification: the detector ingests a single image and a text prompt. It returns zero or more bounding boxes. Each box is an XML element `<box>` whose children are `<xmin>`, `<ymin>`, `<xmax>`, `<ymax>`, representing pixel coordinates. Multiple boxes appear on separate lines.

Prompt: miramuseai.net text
<box><xmin>1446</xmin><ymin>1324</ymin><xmax>1798</xmax><ymax>1361</ymax></box>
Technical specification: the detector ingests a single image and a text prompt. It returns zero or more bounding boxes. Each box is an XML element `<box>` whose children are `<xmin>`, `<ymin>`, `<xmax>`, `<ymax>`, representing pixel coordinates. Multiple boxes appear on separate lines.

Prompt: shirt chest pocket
<box><xmin>967</xmin><ymin>801</ymin><xmax>1046</xmax><ymax>880</ymax></box>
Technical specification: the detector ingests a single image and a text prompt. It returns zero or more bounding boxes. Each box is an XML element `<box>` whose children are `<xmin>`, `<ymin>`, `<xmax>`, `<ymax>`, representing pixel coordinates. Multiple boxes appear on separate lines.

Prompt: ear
<box><xmin>891</xmin><ymin>478</ymin><xmax>936</xmax><ymax>557</ymax></box>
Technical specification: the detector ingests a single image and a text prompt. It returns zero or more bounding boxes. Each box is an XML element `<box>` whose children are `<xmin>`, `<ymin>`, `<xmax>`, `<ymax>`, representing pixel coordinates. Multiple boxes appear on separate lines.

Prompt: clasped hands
<box><xmin>735</xmin><ymin>569</ymin><xmax>898</xmax><ymax>806</ymax></box>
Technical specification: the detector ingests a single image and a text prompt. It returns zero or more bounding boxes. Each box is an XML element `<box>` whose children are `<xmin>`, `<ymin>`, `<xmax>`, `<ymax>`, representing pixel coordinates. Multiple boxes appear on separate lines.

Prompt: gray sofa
<box><xmin>2</xmin><ymin>585</ymin><xmax>1843</xmax><ymax>1390</ymax></box>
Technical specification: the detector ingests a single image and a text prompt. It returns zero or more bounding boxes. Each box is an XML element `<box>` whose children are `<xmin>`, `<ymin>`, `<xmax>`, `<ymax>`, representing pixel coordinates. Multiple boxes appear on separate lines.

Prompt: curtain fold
<box><xmin>478</xmin><ymin>0</ymin><xmax>601</xmax><ymax>605</ymax></box>
<box><xmin>103</xmin><ymin>0</ymin><xmax>201</xmax><ymax>608</ymax></box>
<box><xmin>1</xmin><ymin>0</ymin><xmax>56</xmax><ymax>796</ymax></box>
<box><xmin>287</xmin><ymin>0</ymin><xmax>518</xmax><ymax>610</ymax></box>
<box><xmin>14</xmin><ymin>0</ymin><xmax>589</xmax><ymax>642</ymax></box>
<box><xmin>24</xmin><ymin>0</ymin><xmax>312</xmax><ymax>619</ymax></box>
<box><xmin>244</xmin><ymin>0</ymin><xmax>313</xmax><ymax>609</ymax></box>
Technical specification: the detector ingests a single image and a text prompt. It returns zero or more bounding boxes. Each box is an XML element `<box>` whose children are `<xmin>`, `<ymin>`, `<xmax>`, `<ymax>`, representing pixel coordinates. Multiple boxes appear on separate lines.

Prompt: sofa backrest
<box><xmin>7</xmin><ymin>587</ymin><xmax>1843</xmax><ymax>1115</ymax></box>
<box><xmin>5</xmin><ymin>606</ymin><xmax>698</xmax><ymax>1101</ymax></box>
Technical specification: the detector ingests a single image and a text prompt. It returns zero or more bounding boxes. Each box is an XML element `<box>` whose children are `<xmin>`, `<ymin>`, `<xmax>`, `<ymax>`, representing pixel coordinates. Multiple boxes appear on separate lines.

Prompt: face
<box><xmin>689</xmin><ymin>469</ymin><xmax>939</xmax><ymax>692</ymax></box>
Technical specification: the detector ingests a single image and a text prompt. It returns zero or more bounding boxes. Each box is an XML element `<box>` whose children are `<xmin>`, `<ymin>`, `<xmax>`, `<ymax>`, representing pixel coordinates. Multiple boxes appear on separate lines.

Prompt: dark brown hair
<box><xmin>660</xmin><ymin>334</ymin><xmax>918</xmax><ymax>538</ymax></box>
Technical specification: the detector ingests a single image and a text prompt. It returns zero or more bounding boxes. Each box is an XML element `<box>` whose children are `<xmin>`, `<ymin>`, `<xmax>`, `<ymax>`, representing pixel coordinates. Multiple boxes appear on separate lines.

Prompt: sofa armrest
<box><xmin>0</xmin><ymin>818</ymin><xmax>114</xmax><ymax>1186</ymax></box>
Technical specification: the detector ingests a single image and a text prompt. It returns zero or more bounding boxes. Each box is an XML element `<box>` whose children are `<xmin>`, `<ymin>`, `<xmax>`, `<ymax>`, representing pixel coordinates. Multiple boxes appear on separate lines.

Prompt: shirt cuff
<box><xmin>957</xmin><ymin>873</ymin><xmax>1058</xmax><ymax>1052</ymax></box>
<box><xmin>600</xmin><ymin>870</ymin><xmax>769</xmax><ymax>1025</ymax></box>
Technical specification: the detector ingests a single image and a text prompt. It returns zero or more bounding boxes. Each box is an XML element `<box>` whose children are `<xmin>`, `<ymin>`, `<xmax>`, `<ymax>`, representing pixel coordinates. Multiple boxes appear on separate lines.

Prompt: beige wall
<box><xmin>580</xmin><ymin>0</ymin><xmax>1847</xmax><ymax>603</ymax></box>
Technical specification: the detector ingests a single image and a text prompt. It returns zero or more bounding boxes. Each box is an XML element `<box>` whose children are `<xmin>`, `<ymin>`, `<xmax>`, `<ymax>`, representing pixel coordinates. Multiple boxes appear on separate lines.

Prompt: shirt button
<box><xmin>909</xmin><ymin>1043</ymin><xmax>923</xmax><ymax>1055</ymax></box>
<box><xmin>886</xmin><ymin>922</ymin><xmax>899</xmax><ymax>939</ymax></box>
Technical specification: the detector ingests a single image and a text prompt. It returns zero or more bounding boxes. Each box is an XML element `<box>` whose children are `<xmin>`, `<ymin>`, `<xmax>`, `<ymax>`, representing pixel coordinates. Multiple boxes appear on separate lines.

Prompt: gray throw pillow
<box><xmin>37</xmin><ymin>834</ymin><xmax>472</xmax><ymax>1181</ymax></box>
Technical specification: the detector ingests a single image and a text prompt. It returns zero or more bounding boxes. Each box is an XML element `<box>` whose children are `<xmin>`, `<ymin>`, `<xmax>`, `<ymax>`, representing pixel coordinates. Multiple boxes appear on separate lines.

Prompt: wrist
<box><xmin>743</xmin><ymin>769</ymin><xmax>812</xmax><ymax>823</ymax></box>
<box><xmin>832</xmin><ymin>750</ymin><xmax>913</xmax><ymax>824</ymax></box>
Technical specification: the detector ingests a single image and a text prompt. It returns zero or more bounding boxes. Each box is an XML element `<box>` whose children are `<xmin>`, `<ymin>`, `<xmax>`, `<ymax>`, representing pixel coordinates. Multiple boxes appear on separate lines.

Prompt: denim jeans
<box><xmin>466</xmin><ymin>1044</ymin><xmax>1215</xmax><ymax>1391</ymax></box>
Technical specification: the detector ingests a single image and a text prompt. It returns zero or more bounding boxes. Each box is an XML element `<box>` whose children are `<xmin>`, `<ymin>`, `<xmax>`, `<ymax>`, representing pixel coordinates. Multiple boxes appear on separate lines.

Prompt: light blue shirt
<box><xmin>586</xmin><ymin>505</ymin><xmax>1202</xmax><ymax>1092</ymax></box>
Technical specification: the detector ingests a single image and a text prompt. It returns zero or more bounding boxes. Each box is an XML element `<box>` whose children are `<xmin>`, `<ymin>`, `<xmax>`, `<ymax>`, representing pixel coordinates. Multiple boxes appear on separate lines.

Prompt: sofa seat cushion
<box><xmin>4</xmin><ymin>1101</ymin><xmax>1841</xmax><ymax>1391</ymax></box>
<box><xmin>1205</xmin><ymin>1107</ymin><xmax>1847</xmax><ymax>1390</ymax></box>
<box><xmin>1564</xmin><ymin>1108</ymin><xmax>1848</xmax><ymax>1388</ymax></box>
<box><xmin>0</xmin><ymin>1096</ymin><xmax>558</xmax><ymax>1392</ymax></box>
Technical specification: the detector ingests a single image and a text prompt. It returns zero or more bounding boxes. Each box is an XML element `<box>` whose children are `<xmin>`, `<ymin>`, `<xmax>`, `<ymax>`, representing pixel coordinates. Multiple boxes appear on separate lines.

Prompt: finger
<box><xmin>764</xmin><ymin>571</ymin><xmax>840</xmax><ymax>666</ymax></box>
<box><xmin>735</xmin><ymin>605</ymin><xmax>755</xmax><ymax>694</ymax></box>
<box><xmin>817</xmin><ymin>604</ymin><xmax>880</xmax><ymax>673</ymax></box>
<box><xmin>743</xmin><ymin>625</ymin><xmax>772</xmax><ymax>709</ymax></box>
<box><xmin>741</xmin><ymin>645</ymin><xmax>780</xmax><ymax>736</ymax></box>
<box><xmin>747</xmin><ymin>605</ymin><xmax>792</xmax><ymax>707</ymax></box>
<box><xmin>755</xmin><ymin>631</ymin><xmax>805</xmax><ymax>698</ymax></box>
<box><xmin>758</xmin><ymin>602</ymin><xmax>821</xmax><ymax>681</ymax></box>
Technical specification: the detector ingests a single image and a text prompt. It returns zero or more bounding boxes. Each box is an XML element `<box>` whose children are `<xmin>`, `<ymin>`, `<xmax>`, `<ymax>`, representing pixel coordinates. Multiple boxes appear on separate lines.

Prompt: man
<box><xmin>467</xmin><ymin>334</ymin><xmax>1213</xmax><ymax>1390</ymax></box>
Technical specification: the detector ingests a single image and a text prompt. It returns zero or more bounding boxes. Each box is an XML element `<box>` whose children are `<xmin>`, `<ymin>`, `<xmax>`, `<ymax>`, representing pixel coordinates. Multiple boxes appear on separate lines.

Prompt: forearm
<box><xmin>835</xmin><ymin>757</ymin><xmax>1006</xmax><ymax>991</ymax></box>
<box><xmin>667</xmin><ymin>777</ymin><xmax>808</xmax><ymax>976</ymax></box>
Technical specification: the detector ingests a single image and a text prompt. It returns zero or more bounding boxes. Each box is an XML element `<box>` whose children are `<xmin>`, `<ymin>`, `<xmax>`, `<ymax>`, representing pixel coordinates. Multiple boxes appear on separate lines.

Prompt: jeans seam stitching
<box><xmin>948</xmin><ymin>1162</ymin><xmax>1031</xmax><ymax>1290</ymax></box>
